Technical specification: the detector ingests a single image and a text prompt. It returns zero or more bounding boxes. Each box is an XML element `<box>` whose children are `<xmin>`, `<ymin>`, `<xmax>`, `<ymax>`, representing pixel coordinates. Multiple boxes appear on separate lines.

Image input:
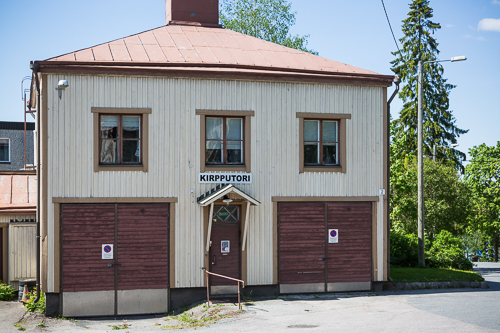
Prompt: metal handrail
<box><xmin>202</xmin><ymin>267</ymin><xmax>245</xmax><ymax>310</ymax></box>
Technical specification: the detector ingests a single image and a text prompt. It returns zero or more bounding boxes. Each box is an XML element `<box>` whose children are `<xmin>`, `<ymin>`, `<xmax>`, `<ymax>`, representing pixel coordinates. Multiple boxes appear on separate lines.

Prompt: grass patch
<box><xmin>391</xmin><ymin>267</ymin><xmax>484</xmax><ymax>283</ymax></box>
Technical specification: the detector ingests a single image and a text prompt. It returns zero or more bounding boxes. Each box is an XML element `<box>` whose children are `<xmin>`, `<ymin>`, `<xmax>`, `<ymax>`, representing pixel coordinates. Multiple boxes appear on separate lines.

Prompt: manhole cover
<box><xmin>288</xmin><ymin>325</ymin><xmax>319</xmax><ymax>329</ymax></box>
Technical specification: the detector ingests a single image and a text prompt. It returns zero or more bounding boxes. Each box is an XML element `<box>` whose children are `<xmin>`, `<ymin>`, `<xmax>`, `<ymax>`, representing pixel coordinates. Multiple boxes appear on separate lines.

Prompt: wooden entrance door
<box><xmin>209</xmin><ymin>205</ymin><xmax>240</xmax><ymax>293</ymax></box>
<box><xmin>278</xmin><ymin>202</ymin><xmax>372</xmax><ymax>294</ymax></box>
<box><xmin>61</xmin><ymin>203</ymin><xmax>169</xmax><ymax>317</ymax></box>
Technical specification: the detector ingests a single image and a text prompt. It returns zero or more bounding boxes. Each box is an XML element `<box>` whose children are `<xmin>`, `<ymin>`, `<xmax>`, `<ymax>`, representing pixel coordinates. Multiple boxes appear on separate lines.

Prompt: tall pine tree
<box><xmin>391</xmin><ymin>0</ymin><xmax>467</xmax><ymax>168</ymax></box>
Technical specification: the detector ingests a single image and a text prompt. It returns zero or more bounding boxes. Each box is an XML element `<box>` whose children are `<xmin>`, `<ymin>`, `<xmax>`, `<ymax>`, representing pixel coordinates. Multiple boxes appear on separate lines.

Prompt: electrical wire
<box><xmin>381</xmin><ymin>0</ymin><xmax>400</xmax><ymax>53</ymax></box>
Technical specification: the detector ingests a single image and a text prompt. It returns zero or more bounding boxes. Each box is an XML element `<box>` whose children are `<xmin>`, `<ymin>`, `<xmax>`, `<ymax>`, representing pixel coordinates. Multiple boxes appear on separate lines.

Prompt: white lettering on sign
<box><xmin>102</xmin><ymin>244</ymin><xmax>114</xmax><ymax>260</ymax></box>
<box><xmin>198</xmin><ymin>173</ymin><xmax>252</xmax><ymax>184</ymax></box>
<box><xmin>328</xmin><ymin>229</ymin><xmax>338</xmax><ymax>244</ymax></box>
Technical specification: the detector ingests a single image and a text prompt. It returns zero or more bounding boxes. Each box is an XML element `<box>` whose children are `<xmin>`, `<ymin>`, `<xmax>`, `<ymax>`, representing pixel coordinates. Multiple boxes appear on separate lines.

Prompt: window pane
<box><xmin>323</xmin><ymin>121</ymin><xmax>337</xmax><ymax>143</ymax></box>
<box><xmin>206</xmin><ymin>141</ymin><xmax>222</xmax><ymax>163</ymax></box>
<box><xmin>101</xmin><ymin>115</ymin><xmax>119</xmax><ymax>138</ymax></box>
<box><xmin>304</xmin><ymin>120</ymin><xmax>319</xmax><ymax>142</ymax></box>
<box><xmin>123</xmin><ymin>140</ymin><xmax>140</xmax><ymax>163</ymax></box>
<box><xmin>0</xmin><ymin>139</ymin><xmax>9</xmax><ymax>161</ymax></box>
<box><xmin>100</xmin><ymin>139</ymin><xmax>119</xmax><ymax>163</ymax></box>
<box><xmin>226</xmin><ymin>118</ymin><xmax>242</xmax><ymax>140</ymax></box>
<box><xmin>323</xmin><ymin>144</ymin><xmax>337</xmax><ymax>165</ymax></box>
<box><xmin>304</xmin><ymin>143</ymin><xmax>319</xmax><ymax>164</ymax></box>
<box><xmin>206</xmin><ymin>117</ymin><xmax>223</xmax><ymax>140</ymax></box>
<box><xmin>212</xmin><ymin>206</ymin><xmax>224</xmax><ymax>223</ymax></box>
<box><xmin>227</xmin><ymin>141</ymin><xmax>242</xmax><ymax>163</ymax></box>
<box><xmin>123</xmin><ymin>116</ymin><xmax>140</xmax><ymax>139</ymax></box>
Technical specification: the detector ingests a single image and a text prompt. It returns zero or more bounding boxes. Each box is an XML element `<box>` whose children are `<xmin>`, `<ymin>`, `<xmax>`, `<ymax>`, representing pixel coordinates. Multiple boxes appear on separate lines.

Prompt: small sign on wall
<box><xmin>221</xmin><ymin>240</ymin><xmax>230</xmax><ymax>253</ymax></box>
<box><xmin>102</xmin><ymin>244</ymin><xmax>114</xmax><ymax>260</ymax></box>
<box><xmin>328</xmin><ymin>229</ymin><xmax>338</xmax><ymax>244</ymax></box>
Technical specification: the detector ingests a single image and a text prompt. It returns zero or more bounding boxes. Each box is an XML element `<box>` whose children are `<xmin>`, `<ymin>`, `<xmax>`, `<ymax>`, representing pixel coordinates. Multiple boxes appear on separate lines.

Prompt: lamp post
<box><xmin>433</xmin><ymin>143</ymin><xmax>459</xmax><ymax>162</ymax></box>
<box><xmin>417</xmin><ymin>56</ymin><xmax>466</xmax><ymax>268</ymax></box>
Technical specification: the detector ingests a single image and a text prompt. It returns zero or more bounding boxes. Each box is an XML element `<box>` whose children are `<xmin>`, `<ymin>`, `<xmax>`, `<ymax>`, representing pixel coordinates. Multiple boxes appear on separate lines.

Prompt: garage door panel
<box><xmin>327</xmin><ymin>202</ymin><xmax>371</xmax><ymax>284</ymax></box>
<box><xmin>62</xmin><ymin>204</ymin><xmax>115</xmax><ymax>293</ymax></box>
<box><xmin>279</xmin><ymin>203</ymin><xmax>325</xmax><ymax>286</ymax></box>
<box><xmin>116</xmin><ymin>204</ymin><xmax>169</xmax><ymax>291</ymax></box>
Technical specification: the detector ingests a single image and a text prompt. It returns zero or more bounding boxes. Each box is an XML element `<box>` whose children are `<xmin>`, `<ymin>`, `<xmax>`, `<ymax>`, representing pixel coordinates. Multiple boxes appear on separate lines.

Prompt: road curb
<box><xmin>380</xmin><ymin>281</ymin><xmax>488</xmax><ymax>291</ymax></box>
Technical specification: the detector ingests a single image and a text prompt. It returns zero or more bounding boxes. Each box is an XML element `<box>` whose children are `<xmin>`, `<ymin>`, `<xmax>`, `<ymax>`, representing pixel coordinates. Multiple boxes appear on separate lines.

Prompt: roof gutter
<box><xmin>386</xmin><ymin>76</ymin><xmax>400</xmax><ymax>282</ymax></box>
<box><xmin>29</xmin><ymin>61</ymin><xmax>41</xmax><ymax>304</ymax></box>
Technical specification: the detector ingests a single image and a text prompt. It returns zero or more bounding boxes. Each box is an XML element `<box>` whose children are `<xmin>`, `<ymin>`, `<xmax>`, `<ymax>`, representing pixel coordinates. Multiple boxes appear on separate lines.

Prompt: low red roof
<box><xmin>37</xmin><ymin>25</ymin><xmax>394</xmax><ymax>86</ymax></box>
<box><xmin>0</xmin><ymin>174</ymin><xmax>36</xmax><ymax>215</ymax></box>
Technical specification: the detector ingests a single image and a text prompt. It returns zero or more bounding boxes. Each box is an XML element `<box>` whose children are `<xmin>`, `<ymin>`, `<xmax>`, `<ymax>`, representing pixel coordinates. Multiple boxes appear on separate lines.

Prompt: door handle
<box><xmin>107</xmin><ymin>263</ymin><xmax>122</xmax><ymax>267</ymax></box>
<box><xmin>212</xmin><ymin>255</ymin><xmax>216</xmax><ymax>265</ymax></box>
<box><xmin>319</xmin><ymin>258</ymin><xmax>331</xmax><ymax>261</ymax></box>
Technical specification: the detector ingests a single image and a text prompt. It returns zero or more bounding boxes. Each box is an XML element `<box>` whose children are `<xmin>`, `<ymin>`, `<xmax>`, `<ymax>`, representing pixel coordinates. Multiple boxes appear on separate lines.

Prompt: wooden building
<box><xmin>0</xmin><ymin>171</ymin><xmax>37</xmax><ymax>289</ymax></box>
<box><xmin>31</xmin><ymin>0</ymin><xmax>396</xmax><ymax>316</ymax></box>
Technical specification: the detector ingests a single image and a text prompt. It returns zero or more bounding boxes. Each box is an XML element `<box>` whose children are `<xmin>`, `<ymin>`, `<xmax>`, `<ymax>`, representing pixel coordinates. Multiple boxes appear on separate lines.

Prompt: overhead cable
<box><xmin>381</xmin><ymin>0</ymin><xmax>401</xmax><ymax>53</ymax></box>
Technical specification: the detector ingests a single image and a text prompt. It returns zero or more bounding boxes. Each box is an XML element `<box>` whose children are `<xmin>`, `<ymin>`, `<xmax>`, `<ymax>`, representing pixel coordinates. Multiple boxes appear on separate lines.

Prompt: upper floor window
<box><xmin>91</xmin><ymin>107</ymin><xmax>151</xmax><ymax>172</ymax></box>
<box><xmin>100</xmin><ymin>115</ymin><xmax>141</xmax><ymax>165</ymax></box>
<box><xmin>0</xmin><ymin>138</ymin><xmax>10</xmax><ymax>162</ymax></box>
<box><xmin>206</xmin><ymin>117</ymin><xmax>244</xmax><ymax>165</ymax></box>
<box><xmin>304</xmin><ymin>120</ymin><xmax>338</xmax><ymax>166</ymax></box>
<box><xmin>196</xmin><ymin>110</ymin><xmax>254</xmax><ymax>173</ymax></box>
<box><xmin>297</xmin><ymin>112</ymin><xmax>351</xmax><ymax>173</ymax></box>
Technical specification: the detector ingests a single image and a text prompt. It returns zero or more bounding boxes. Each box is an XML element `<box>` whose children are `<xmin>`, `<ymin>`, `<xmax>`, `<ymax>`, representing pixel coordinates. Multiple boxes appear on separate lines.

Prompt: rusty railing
<box><xmin>202</xmin><ymin>267</ymin><xmax>245</xmax><ymax>310</ymax></box>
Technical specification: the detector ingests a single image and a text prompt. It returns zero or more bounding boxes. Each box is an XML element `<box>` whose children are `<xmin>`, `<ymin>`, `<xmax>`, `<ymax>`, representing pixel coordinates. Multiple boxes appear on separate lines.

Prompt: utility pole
<box><xmin>417</xmin><ymin>60</ymin><xmax>425</xmax><ymax>268</ymax></box>
<box><xmin>417</xmin><ymin>56</ymin><xmax>466</xmax><ymax>269</ymax></box>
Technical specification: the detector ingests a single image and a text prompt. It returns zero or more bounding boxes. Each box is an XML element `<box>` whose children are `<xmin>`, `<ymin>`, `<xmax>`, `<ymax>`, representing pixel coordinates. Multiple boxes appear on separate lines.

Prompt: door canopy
<box><xmin>197</xmin><ymin>184</ymin><xmax>260</xmax><ymax>206</ymax></box>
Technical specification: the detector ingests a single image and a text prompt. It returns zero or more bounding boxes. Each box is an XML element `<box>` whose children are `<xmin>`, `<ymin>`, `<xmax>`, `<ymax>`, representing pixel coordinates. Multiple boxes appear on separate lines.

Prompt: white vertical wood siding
<box><xmin>8</xmin><ymin>222</ymin><xmax>37</xmax><ymax>283</ymax></box>
<box><xmin>45</xmin><ymin>75</ymin><xmax>385</xmax><ymax>291</ymax></box>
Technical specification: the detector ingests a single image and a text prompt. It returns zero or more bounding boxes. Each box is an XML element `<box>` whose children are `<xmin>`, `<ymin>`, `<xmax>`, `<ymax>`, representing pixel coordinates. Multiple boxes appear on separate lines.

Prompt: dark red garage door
<box><xmin>61</xmin><ymin>203</ymin><xmax>169</xmax><ymax>316</ymax></box>
<box><xmin>278</xmin><ymin>202</ymin><xmax>371</xmax><ymax>294</ymax></box>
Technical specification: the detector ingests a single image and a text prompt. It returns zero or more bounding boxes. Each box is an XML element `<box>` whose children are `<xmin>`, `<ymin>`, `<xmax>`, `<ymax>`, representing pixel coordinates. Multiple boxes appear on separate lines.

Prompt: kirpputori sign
<box><xmin>198</xmin><ymin>172</ymin><xmax>252</xmax><ymax>184</ymax></box>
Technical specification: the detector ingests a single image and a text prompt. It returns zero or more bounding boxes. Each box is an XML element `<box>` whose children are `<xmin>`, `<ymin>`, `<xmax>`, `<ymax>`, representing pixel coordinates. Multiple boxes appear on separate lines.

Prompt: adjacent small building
<box><xmin>0</xmin><ymin>121</ymin><xmax>35</xmax><ymax>171</ymax></box>
<box><xmin>0</xmin><ymin>171</ymin><xmax>37</xmax><ymax>289</ymax></box>
<box><xmin>30</xmin><ymin>0</ymin><xmax>396</xmax><ymax>317</ymax></box>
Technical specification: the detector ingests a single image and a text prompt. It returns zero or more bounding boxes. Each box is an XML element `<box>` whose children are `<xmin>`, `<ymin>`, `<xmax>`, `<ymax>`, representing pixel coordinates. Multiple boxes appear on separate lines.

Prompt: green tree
<box><xmin>464</xmin><ymin>142</ymin><xmax>500</xmax><ymax>261</ymax></box>
<box><xmin>219</xmin><ymin>0</ymin><xmax>317</xmax><ymax>54</ymax></box>
<box><xmin>391</xmin><ymin>157</ymin><xmax>472</xmax><ymax>241</ymax></box>
<box><xmin>390</xmin><ymin>0</ymin><xmax>467</xmax><ymax>169</ymax></box>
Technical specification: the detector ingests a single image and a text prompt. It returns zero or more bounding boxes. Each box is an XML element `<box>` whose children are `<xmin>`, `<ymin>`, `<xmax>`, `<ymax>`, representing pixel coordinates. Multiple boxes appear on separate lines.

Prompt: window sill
<box><xmin>204</xmin><ymin>165</ymin><xmax>248</xmax><ymax>172</ymax></box>
<box><xmin>95</xmin><ymin>164</ymin><xmax>147</xmax><ymax>172</ymax></box>
<box><xmin>0</xmin><ymin>161</ymin><xmax>11</xmax><ymax>164</ymax></box>
<box><xmin>302</xmin><ymin>166</ymin><xmax>345</xmax><ymax>173</ymax></box>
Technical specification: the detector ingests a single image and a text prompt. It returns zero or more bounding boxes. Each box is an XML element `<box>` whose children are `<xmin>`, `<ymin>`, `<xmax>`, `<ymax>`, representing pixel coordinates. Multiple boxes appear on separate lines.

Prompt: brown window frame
<box><xmin>92</xmin><ymin>107</ymin><xmax>151</xmax><ymax>172</ymax></box>
<box><xmin>297</xmin><ymin>113</ymin><xmax>351</xmax><ymax>174</ymax></box>
<box><xmin>196</xmin><ymin>110</ymin><xmax>254</xmax><ymax>173</ymax></box>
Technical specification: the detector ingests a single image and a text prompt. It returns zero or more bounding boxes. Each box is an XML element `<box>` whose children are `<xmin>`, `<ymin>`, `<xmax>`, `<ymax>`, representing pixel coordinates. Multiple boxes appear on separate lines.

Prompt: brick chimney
<box><xmin>166</xmin><ymin>0</ymin><xmax>221</xmax><ymax>27</ymax></box>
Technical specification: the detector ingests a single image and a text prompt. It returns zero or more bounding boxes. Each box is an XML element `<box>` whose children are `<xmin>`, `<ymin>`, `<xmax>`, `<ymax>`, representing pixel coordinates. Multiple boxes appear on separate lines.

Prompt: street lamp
<box><xmin>417</xmin><ymin>56</ymin><xmax>466</xmax><ymax>268</ymax></box>
<box><xmin>433</xmin><ymin>143</ymin><xmax>459</xmax><ymax>162</ymax></box>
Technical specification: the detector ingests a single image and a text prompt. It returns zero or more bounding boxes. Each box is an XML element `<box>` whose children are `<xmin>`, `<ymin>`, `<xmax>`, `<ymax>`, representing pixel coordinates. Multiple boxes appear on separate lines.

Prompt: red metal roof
<box><xmin>0</xmin><ymin>174</ymin><xmax>36</xmax><ymax>215</ymax></box>
<box><xmin>44</xmin><ymin>25</ymin><xmax>383</xmax><ymax>77</ymax></box>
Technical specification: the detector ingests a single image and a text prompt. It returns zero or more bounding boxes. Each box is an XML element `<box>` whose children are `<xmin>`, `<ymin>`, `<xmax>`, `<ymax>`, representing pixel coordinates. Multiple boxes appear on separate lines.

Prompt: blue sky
<box><xmin>0</xmin><ymin>0</ymin><xmax>498</xmax><ymax>161</ymax></box>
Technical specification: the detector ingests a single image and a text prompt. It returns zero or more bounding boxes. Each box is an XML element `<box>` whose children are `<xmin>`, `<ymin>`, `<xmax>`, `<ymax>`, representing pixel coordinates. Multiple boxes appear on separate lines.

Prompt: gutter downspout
<box><xmin>386</xmin><ymin>76</ymin><xmax>400</xmax><ymax>282</ymax></box>
<box><xmin>29</xmin><ymin>62</ymin><xmax>41</xmax><ymax>304</ymax></box>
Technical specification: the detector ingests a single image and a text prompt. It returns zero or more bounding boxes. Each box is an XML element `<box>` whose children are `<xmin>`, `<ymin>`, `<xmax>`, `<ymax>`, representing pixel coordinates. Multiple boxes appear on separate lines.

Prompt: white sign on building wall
<box><xmin>198</xmin><ymin>173</ymin><xmax>252</xmax><ymax>184</ymax></box>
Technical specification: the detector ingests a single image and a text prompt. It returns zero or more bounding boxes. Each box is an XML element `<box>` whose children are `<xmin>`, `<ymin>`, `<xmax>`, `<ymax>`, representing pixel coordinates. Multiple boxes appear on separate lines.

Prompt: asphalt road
<box><xmin>198</xmin><ymin>262</ymin><xmax>500</xmax><ymax>333</ymax></box>
<box><xmin>1</xmin><ymin>262</ymin><xmax>499</xmax><ymax>332</ymax></box>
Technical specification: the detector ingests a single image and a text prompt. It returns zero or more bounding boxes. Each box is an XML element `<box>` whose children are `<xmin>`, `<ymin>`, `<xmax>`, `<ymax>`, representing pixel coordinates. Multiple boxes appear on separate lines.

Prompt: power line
<box><xmin>381</xmin><ymin>0</ymin><xmax>400</xmax><ymax>53</ymax></box>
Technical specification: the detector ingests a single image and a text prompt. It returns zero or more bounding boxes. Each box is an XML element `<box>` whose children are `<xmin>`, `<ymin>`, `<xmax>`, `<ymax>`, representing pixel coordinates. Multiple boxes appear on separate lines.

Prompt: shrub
<box><xmin>24</xmin><ymin>288</ymin><xmax>46</xmax><ymax>313</ymax></box>
<box><xmin>0</xmin><ymin>281</ymin><xmax>16</xmax><ymax>301</ymax></box>
<box><xmin>426</xmin><ymin>230</ymin><xmax>473</xmax><ymax>271</ymax></box>
<box><xmin>390</xmin><ymin>231</ymin><xmax>418</xmax><ymax>267</ymax></box>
